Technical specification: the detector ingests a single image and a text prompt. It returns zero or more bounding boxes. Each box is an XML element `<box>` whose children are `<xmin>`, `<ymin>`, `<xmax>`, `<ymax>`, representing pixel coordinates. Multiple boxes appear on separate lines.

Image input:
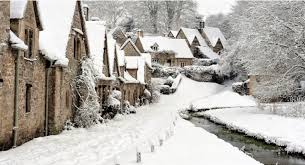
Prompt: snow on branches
<box><xmin>72</xmin><ymin>58</ymin><xmax>101</xmax><ymax>128</ymax></box>
<box><xmin>221</xmin><ymin>1</ymin><xmax>305</xmax><ymax>100</ymax></box>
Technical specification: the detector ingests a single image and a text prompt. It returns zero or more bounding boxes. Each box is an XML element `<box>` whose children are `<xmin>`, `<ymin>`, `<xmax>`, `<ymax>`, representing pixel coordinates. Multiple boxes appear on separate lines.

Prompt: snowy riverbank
<box><xmin>202</xmin><ymin>107</ymin><xmax>305</xmax><ymax>155</ymax></box>
<box><xmin>192</xmin><ymin>89</ymin><xmax>305</xmax><ymax>155</ymax></box>
<box><xmin>0</xmin><ymin>77</ymin><xmax>260</xmax><ymax>165</ymax></box>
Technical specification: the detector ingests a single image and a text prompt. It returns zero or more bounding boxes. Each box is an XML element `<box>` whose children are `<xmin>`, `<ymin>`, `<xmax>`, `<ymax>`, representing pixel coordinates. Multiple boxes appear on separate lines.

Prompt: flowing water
<box><xmin>190</xmin><ymin>117</ymin><xmax>305</xmax><ymax>165</ymax></box>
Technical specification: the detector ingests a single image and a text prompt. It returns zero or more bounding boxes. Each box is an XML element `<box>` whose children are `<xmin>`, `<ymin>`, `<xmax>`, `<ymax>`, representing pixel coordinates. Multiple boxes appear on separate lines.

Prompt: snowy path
<box><xmin>0</xmin><ymin>76</ymin><xmax>260</xmax><ymax>165</ymax></box>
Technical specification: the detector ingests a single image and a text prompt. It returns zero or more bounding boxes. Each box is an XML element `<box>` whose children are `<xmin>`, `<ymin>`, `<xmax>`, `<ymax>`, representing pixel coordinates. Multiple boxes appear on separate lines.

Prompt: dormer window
<box><xmin>151</xmin><ymin>43</ymin><xmax>159</xmax><ymax>51</ymax></box>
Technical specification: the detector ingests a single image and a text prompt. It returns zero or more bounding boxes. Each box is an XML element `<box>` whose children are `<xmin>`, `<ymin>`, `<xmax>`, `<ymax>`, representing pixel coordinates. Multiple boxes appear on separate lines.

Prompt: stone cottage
<box><xmin>0</xmin><ymin>0</ymin><xmax>91</xmax><ymax>150</ymax></box>
<box><xmin>39</xmin><ymin>0</ymin><xmax>90</xmax><ymax>134</ymax></box>
<box><xmin>176</xmin><ymin>20</ymin><xmax>227</xmax><ymax>60</ymax></box>
<box><xmin>0</xmin><ymin>0</ymin><xmax>46</xmax><ymax>150</ymax></box>
<box><xmin>86</xmin><ymin>18</ymin><xmax>151</xmax><ymax>107</ymax></box>
<box><xmin>135</xmin><ymin>32</ymin><xmax>193</xmax><ymax>67</ymax></box>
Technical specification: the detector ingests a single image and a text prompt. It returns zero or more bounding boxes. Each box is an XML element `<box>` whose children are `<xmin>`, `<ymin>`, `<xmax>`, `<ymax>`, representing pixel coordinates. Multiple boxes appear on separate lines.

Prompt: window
<box><xmin>150</xmin><ymin>43</ymin><xmax>159</xmax><ymax>51</ymax></box>
<box><xmin>66</xmin><ymin>90</ymin><xmax>70</xmax><ymax>108</ymax></box>
<box><xmin>25</xmin><ymin>84</ymin><xmax>32</xmax><ymax>113</ymax></box>
<box><xmin>167</xmin><ymin>59</ymin><xmax>171</xmax><ymax>66</ymax></box>
<box><xmin>181</xmin><ymin>62</ymin><xmax>185</xmax><ymax>67</ymax></box>
<box><xmin>0</xmin><ymin>78</ymin><xmax>3</xmax><ymax>88</ymax></box>
<box><xmin>152</xmin><ymin>59</ymin><xmax>159</xmax><ymax>63</ymax></box>
<box><xmin>24</xmin><ymin>29</ymin><xmax>34</xmax><ymax>58</ymax></box>
<box><xmin>73</xmin><ymin>37</ymin><xmax>82</xmax><ymax>60</ymax></box>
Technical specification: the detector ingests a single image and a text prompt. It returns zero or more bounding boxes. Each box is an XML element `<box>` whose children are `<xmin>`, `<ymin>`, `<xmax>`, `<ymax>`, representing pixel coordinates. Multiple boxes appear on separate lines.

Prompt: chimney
<box><xmin>83</xmin><ymin>4</ymin><xmax>89</xmax><ymax>21</ymax></box>
<box><xmin>198</xmin><ymin>20</ymin><xmax>205</xmax><ymax>34</ymax></box>
<box><xmin>137</xmin><ymin>29</ymin><xmax>144</xmax><ymax>38</ymax></box>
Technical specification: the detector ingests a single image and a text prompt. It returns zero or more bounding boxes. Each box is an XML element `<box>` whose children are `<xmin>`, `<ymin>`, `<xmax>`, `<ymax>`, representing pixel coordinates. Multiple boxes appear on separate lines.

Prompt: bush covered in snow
<box><xmin>164</xmin><ymin>76</ymin><xmax>174</xmax><ymax>87</ymax></box>
<box><xmin>122</xmin><ymin>101</ymin><xmax>136</xmax><ymax>114</ymax></box>
<box><xmin>192</xmin><ymin>58</ymin><xmax>218</xmax><ymax>66</ymax></box>
<box><xmin>232</xmin><ymin>80</ymin><xmax>249</xmax><ymax>96</ymax></box>
<box><xmin>152</xmin><ymin>63</ymin><xmax>180</xmax><ymax>78</ymax></box>
<box><xmin>183</xmin><ymin>65</ymin><xmax>225</xmax><ymax>83</ymax></box>
<box><xmin>72</xmin><ymin>58</ymin><xmax>101</xmax><ymax>128</ymax></box>
<box><xmin>259</xmin><ymin>100</ymin><xmax>305</xmax><ymax>119</ymax></box>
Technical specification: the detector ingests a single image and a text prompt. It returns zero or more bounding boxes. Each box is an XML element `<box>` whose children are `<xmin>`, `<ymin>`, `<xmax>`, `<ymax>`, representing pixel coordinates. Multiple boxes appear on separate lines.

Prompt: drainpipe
<box><xmin>12</xmin><ymin>50</ymin><xmax>20</xmax><ymax>148</ymax></box>
<box><xmin>44</xmin><ymin>64</ymin><xmax>50</xmax><ymax>136</ymax></box>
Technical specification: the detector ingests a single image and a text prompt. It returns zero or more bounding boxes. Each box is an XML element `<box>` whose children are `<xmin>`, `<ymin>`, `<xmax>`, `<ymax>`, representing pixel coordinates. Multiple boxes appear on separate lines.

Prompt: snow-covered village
<box><xmin>1</xmin><ymin>0</ymin><xmax>305</xmax><ymax>164</ymax></box>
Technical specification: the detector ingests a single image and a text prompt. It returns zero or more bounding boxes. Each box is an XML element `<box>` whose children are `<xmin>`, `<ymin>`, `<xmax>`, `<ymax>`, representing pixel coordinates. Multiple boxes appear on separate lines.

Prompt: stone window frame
<box><xmin>65</xmin><ymin>89</ymin><xmax>70</xmax><ymax>109</ymax></box>
<box><xmin>0</xmin><ymin>77</ymin><xmax>3</xmax><ymax>88</ymax></box>
<box><xmin>25</xmin><ymin>83</ymin><xmax>33</xmax><ymax>113</ymax></box>
<box><xmin>181</xmin><ymin>62</ymin><xmax>185</xmax><ymax>67</ymax></box>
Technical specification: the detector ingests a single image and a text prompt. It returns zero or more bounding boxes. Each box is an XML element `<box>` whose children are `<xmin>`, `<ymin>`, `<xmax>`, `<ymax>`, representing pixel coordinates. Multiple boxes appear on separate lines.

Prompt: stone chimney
<box><xmin>137</xmin><ymin>29</ymin><xmax>144</xmax><ymax>38</ymax></box>
<box><xmin>198</xmin><ymin>20</ymin><xmax>205</xmax><ymax>34</ymax></box>
<box><xmin>83</xmin><ymin>4</ymin><xmax>89</xmax><ymax>21</ymax></box>
<box><xmin>0</xmin><ymin>1</ymin><xmax>10</xmax><ymax>44</ymax></box>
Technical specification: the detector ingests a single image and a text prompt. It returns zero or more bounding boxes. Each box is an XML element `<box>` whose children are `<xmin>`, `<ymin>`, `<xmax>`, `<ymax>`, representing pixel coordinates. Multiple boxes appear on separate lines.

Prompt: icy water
<box><xmin>190</xmin><ymin>117</ymin><xmax>305</xmax><ymax>165</ymax></box>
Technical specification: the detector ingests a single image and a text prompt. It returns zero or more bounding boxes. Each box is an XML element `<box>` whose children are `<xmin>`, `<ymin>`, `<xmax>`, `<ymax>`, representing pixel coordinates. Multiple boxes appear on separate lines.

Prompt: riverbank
<box><xmin>191</xmin><ymin>117</ymin><xmax>305</xmax><ymax>165</ymax></box>
<box><xmin>189</xmin><ymin>88</ymin><xmax>305</xmax><ymax>155</ymax></box>
<box><xmin>201</xmin><ymin>107</ymin><xmax>305</xmax><ymax>155</ymax></box>
<box><xmin>0</xmin><ymin>77</ymin><xmax>260</xmax><ymax>165</ymax></box>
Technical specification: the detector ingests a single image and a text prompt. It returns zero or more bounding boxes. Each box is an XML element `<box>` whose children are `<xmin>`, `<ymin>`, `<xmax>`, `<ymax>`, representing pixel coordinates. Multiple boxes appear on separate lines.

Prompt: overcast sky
<box><xmin>196</xmin><ymin>0</ymin><xmax>236</xmax><ymax>17</ymax></box>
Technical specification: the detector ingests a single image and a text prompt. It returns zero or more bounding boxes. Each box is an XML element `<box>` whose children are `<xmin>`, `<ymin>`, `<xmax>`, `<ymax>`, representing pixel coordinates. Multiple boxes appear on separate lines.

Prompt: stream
<box><xmin>190</xmin><ymin>117</ymin><xmax>305</xmax><ymax>165</ymax></box>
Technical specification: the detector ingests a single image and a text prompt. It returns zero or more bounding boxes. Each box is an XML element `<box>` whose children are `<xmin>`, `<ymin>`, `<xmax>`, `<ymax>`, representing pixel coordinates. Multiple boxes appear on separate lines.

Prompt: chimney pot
<box><xmin>137</xmin><ymin>29</ymin><xmax>144</xmax><ymax>38</ymax></box>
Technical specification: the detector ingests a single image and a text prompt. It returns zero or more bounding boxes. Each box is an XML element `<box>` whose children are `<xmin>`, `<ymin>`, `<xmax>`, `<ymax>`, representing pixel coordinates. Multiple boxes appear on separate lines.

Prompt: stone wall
<box><xmin>175</xmin><ymin>58</ymin><xmax>192</xmax><ymax>67</ymax></box>
<box><xmin>151</xmin><ymin>52</ymin><xmax>175</xmax><ymax>66</ymax></box>
<box><xmin>0</xmin><ymin>1</ymin><xmax>14</xmax><ymax>149</ymax></box>
<box><xmin>48</xmin><ymin>2</ymin><xmax>89</xmax><ymax>134</ymax></box>
<box><xmin>0</xmin><ymin>1</ymin><xmax>47</xmax><ymax>150</ymax></box>
<box><xmin>123</xmin><ymin>42</ymin><xmax>140</xmax><ymax>56</ymax></box>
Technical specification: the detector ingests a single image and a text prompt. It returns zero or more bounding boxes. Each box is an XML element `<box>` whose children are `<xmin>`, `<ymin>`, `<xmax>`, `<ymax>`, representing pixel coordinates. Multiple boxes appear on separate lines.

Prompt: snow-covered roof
<box><xmin>125</xmin><ymin>56</ymin><xmax>146</xmax><ymax>84</ymax></box>
<box><xmin>179</xmin><ymin>27</ymin><xmax>208</xmax><ymax>47</ymax></box>
<box><xmin>139</xmin><ymin>36</ymin><xmax>193</xmax><ymax>59</ymax></box>
<box><xmin>10</xmin><ymin>0</ymin><xmax>28</xmax><ymax>19</ymax></box>
<box><xmin>9</xmin><ymin>30</ymin><xmax>28</xmax><ymax>51</ymax></box>
<box><xmin>121</xmin><ymin>38</ymin><xmax>142</xmax><ymax>55</ymax></box>
<box><xmin>10</xmin><ymin>0</ymin><xmax>43</xmax><ymax>30</ymax></box>
<box><xmin>107</xmin><ymin>30</ymin><xmax>118</xmax><ymax>75</ymax></box>
<box><xmin>169</xmin><ymin>30</ymin><xmax>178</xmax><ymax>38</ymax></box>
<box><xmin>203</xmin><ymin>27</ymin><xmax>227</xmax><ymax>48</ymax></box>
<box><xmin>198</xmin><ymin>46</ymin><xmax>219</xmax><ymax>60</ymax></box>
<box><xmin>38</xmin><ymin>0</ymin><xmax>77</xmax><ymax>66</ymax></box>
<box><xmin>86</xmin><ymin>21</ymin><xmax>106</xmax><ymax>77</ymax></box>
<box><xmin>125</xmin><ymin>56</ymin><xmax>139</xmax><ymax>69</ymax></box>
<box><xmin>124</xmin><ymin>71</ymin><xmax>139</xmax><ymax>83</ymax></box>
<box><xmin>116</xmin><ymin>44</ymin><xmax>125</xmax><ymax>67</ymax></box>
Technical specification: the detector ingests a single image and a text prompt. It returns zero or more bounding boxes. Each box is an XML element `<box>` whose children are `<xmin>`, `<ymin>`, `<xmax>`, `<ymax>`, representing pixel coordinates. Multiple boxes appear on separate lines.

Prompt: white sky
<box><xmin>196</xmin><ymin>0</ymin><xmax>236</xmax><ymax>17</ymax></box>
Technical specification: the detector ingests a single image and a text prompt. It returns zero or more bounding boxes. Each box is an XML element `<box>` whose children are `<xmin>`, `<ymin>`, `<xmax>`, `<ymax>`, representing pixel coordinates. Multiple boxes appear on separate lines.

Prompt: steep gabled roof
<box><xmin>168</xmin><ymin>30</ymin><xmax>178</xmax><ymax>38</ymax></box>
<box><xmin>39</xmin><ymin>0</ymin><xmax>80</xmax><ymax>66</ymax></box>
<box><xmin>179</xmin><ymin>27</ymin><xmax>208</xmax><ymax>47</ymax></box>
<box><xmin>10</xmin><ymin>0</ymin><xmax>43</xmax><ymax>30</ymax></box>
<box><xmin>203</xmin><ymin>27</ymin><xmax>227</xmax><ymax>48</ymax></box>
<box><xmin>197</xmin><ymin>46</ymin><xmax>220</xmax><ymax>60</ymax></box>
<box><xmin>86</xmin><ymin>21</ymin><xmax>106</xmax><ymax>77</ymax></box>
<box><xmin>139</xmin><ymin>36</ymin><xmax>194</xmax><ymax>59</ymax></box>
<box><xmin>120</xmin><ymin>39</ymin><xmax>142</xmax><ymax>56</ymax></box>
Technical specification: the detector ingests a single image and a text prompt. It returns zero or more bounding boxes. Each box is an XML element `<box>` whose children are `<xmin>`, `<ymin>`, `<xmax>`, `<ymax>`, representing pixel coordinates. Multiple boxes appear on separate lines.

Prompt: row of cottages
<box><xmin>0</xmin><ymin>0</ymin><xmax>90</xmax><ymax>150</ymax></box>
<box><xmin>135</xmin><ymin>31</ymin><xmax>194</xmax><ymax>67</ymax></box>
<box><xmin>85</xmin><ymin>19</ymin><xmax>152</xmax><ymax>107</ymax></box>
<box><xmin>170</xmin><ymin>20</ymin><xmax>227</xmax><ymax>60</ymax></box>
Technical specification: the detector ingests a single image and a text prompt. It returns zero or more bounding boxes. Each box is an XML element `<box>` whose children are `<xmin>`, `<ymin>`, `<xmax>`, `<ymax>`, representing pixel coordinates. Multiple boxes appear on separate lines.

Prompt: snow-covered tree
<box><xmin>221</xmin><ymin>1</ymin><xmax>305</xmax><ymax>101</ymax></box>
<box><xmin>72</xmin><ymin>58</ymin><xmax>101</xmax><ymax>128</ymax></box>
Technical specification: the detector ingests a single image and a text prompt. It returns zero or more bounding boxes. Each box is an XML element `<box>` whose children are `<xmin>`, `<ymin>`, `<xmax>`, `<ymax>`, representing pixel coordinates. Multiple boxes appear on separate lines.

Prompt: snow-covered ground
<box><xmin>194</xmin><ymin>89</ymin><xmax>305</xmax><ymax>155</ymax></box>
<box><xmin>0</xmin><ymin>77</ymin><xmax>260</xmax><ymax>165</ymax></box>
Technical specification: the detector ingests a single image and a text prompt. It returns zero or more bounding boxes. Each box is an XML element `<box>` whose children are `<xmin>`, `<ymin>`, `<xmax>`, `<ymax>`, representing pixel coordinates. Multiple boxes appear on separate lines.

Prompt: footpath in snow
<box><xmin>0</xmin><ymin>76</ymin><xmax>260</xmax><ymax>165</ymax></box>
<box><xmin>194</xmin><ymin>89</ymin><xmax>305</xmax><ymax>155</ymax></box>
